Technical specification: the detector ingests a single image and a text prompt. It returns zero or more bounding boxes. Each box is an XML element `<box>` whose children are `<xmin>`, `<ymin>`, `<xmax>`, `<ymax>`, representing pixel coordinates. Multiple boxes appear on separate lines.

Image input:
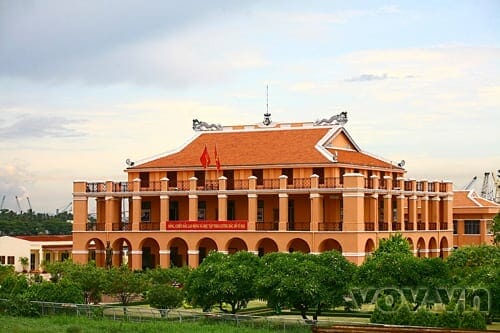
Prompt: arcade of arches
<box><xmin>77</xmin><ymin>233</ymin><xmax>451</xmax><ymax>270</ymax></box>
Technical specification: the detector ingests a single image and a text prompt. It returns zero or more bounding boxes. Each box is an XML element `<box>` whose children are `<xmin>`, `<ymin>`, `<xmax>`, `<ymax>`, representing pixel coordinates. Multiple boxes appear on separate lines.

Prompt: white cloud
<box><xmin>0</xmin><ymin>1</ymin><xmax>262</xmax><ymax>87</ymax></box>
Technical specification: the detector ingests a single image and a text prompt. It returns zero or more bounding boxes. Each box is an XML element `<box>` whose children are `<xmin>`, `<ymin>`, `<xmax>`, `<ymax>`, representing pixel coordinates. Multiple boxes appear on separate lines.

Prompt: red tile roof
<box><xmin>131</xmin><ymin>127</ymin><xmax>398</xmax><ymax>170</ymax></box>
<box><xmin>134</xmin><ymin>128</ymin><xmax>332</xmax><ymax>169</ymax></box>
<box><xmin>453</xmin><ymin>190</ymin><xmax>500</xmax><ymax>207</ymax></box>
<box><xmin>328</xmin><ymin>149</ymin><xmax>398</xmax><ymax>169</ymax></box>
<box><xmin>16</xmin><ymin>235</ymin><xmax>72</xmax><ymax>242</ymax></box>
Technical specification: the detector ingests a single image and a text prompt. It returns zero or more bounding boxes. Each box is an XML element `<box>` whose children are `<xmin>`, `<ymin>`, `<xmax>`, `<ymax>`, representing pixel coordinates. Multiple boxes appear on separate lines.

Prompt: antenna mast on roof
<box><xmin>263</xmin><ymin>85</ymin><xmax>271</xmax><ymax>126</ymax></box>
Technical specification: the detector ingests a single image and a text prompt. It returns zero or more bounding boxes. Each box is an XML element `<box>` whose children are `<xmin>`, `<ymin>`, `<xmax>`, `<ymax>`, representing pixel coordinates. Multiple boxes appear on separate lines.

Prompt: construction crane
<box><xmin>56</xmin><ymin>202</ymin><xmax>72</xmax><ymax>215</ymax></box>
<box><xmin>26</xmin><ymin>197</ymin><xmax>32</xmax><ymax>212</ymax></box>
<box><xmin>15</xmin><ymin>196</ymin><xmax>22</xmax><ymax>213</ymax></box>
<box><xmin>495</xmin><ymin>170</ymin><xmax>500</xmax><ymax>204</ymax></box>
<box><xmin>463</xmin><ymin>176</ymin><xmax>477</xmax><ymax>190</ymax></box>
<box><xmin>479</xmin><ymin>171</ymin><xmax>500</xmax><ymax>203</ymax></box>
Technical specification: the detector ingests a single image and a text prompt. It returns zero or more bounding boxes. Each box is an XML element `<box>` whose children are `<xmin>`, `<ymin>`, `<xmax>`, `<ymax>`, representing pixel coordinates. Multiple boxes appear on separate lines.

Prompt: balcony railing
<box><xmin>440</xmin><ymin>222</ymin><xmax>448</xmax><ymax>230</ymax></box>
<box><xmin>378</xmin><ymin>222</ymin><xmax>388</xmax><ymax>231</ymax></box>
<box><xmin>319</xmin><ymin>222</ymin><xmax>343</xmax><ymax>231</ymax></box>
<box><xmin>364</xmin><ymin>178</ymin><xmax>373</xmax><ymax>189</ymax></box>
<box><xmin>365</xmin><ymin>222</ymin><xmax>375</xmax><ymax>231</ymax></box>
<box><xmin>288</xmin><ymin>178</ymin><xmax>311</xmax><ymax>189</ymax></box>
<box><xmin>262</xmin><ymin>179</ymin><xmax>280</xmax><ymax>189</ymax></box>
<box><xmin>416</xmin><ymin>182</ymin><xmax>424</xmax><ymax>191</ymax></box>
<box><xmin>323</xmin><ymin>177</ymin><xmax>343</xmax><ymax>188</ymax></box>
<box><xmin>234</xmin><ymin>179</ymin><xmax>249</xmax><ymax>190</ymax></box>
<box><xmin>428</xmin><ymin>183</ymin><xmax>435</xmax><ymax>192</ymax></box>
<box><xmin>86</xmin><ymin>182</ymin><xmax>105</xmax><ymax>193</ymax></box>
<box><xmin>288</xmin><ymin>222</ymin><xmax>310</xmax><ymax>231</ymax></box>
<box><xmin>141</xmin><ymin>181</ymin><xmax>161</xmax><ymax>191</ymax></box>
<box><xmin>429</xmin><ymin>222</ymin><xmax>437</xmax><ymax>230</ymax></box>
<box><xmin>112</xmin><ymin>223</ymin><xmax>131</xmax><ymax>231</ymax></box>
<box><xmin>256</xmin><ymin>221</ymin><xmax>278</xmax><ymax>231</ymax></box>
<box><xmin>198</xmin><ymin>180</ymin><xmax>219</xmax><ymax>190</ymax></box>
<box><xmin>417</xmin><ymin>222</ymin><xmax>426</xmax><ymax>230</ymax></box>
<box><xmin>405</xmin><ymin>222</ymin><xmax>414</xmax><ymax>231</ymax></box>
<box><xmin>139</xmin><ymin>222</ymin><xmax>161</xmax><ymax>231</ymax></box>
<box><xmin>86</xmin><ymin>223</ymin><xmax>105</xmax><ymax>231</ymax></box>
<box><xmin>392</xmin><ymin>222</ymin><xmax>401</xmax><ymax>231</ymax></box>
<box><xmin>404</xmin><ymin>181</ymin><xmax>412</xmax><ymax>191</ymax></box>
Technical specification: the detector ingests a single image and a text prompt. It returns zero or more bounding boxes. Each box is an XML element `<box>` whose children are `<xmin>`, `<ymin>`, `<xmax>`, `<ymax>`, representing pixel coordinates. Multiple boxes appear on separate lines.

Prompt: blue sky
<box><xmin>0</xmin><ymin>1</ymin><xmax>499</xmax><ymax>213</ymax></box>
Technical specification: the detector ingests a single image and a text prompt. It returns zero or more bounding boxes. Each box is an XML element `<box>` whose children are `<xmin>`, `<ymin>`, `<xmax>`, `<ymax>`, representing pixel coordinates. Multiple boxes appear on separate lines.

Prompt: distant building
<box><xmin>0</xmin><ymin>235</ymin><xmax>72</xmax><ymax>272</ymax></box>
<box><xmin>452</xmin><ymin>190</ymin><xmax>498</xmax><ymax>247</ymax></box>
<box><xmin>69</xmin><ymin>112</ymin><xmax>500</xmax><ymax>270</ymax></box>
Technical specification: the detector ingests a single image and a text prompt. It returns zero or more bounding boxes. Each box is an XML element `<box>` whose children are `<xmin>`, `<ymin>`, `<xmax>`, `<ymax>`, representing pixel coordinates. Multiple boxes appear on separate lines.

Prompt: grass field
<box><xmin>2</xmin><ymin>314</ymin><xmax>500</xmax><ymax>332</ymax></box>
<box><xmin>0</xmin><ymin>315</ymin><xmax>311</xmax><ymax>333</ymax></box>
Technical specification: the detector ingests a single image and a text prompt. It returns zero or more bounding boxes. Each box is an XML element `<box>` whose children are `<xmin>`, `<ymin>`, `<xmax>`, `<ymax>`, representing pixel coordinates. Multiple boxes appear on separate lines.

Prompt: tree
<box><xmin>356</xmin><ymin>234</ymin><xmax>451</xmax><ymax>310</ymax></box>
<box><xmin>26</xmin><ymin>279</ymin><xmax>84</xmax><ymax>304</ymax></box>
<box><xmin>147</xmin><ymin>284</ymin><xmax>183</xmax><ymax>317</ymax></box>
<box><xmin>185</xmin><ymin>251</ymin><xmax>261</xmax><ymax>314</ymax></box>
<box><xmin>371</xmin><ymin>233</ymin><xmax>413</xmax><ymax>258</ymax></box>
<box><xmin>104</xmin><ymin>265</ymin><xmax>147</xmax><ymax>310</ymax></box>
<box><xmin>492</xmin><ymin>213</ymin><xmax>500</xmax><ymax>246</ymax></box>
<box><xmin>47</xmin><ymin>261</ymin><xmax>107</xmax><ymax>304</ymax></box>
<box><xmin>446</xmin><ymin>245</ymin><xmax>500</xmax><ymax>320</ymax></box>
<box><xmin>145</xmin><ymin>266</ymin><xmax>190</xmax><ymax>288</ymax></box>
<box><xmin>257</xmin><ymin>251</ymin><xmax>356</xmax><ymax>322</ymax></box>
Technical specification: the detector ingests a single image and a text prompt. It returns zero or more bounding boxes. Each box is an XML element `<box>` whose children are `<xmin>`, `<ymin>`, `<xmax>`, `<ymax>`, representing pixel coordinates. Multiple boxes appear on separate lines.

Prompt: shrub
<box><xmin>411</xmin><ymin>307</ymin><xmax>437</xmax><ymax>327</ymax></box>
<box><xmin>460</xmin><ymin>310</ymin><xmax>486</xmax><ymax>330</ymax></box>
<box><xmin>147</xmin><ymin>284</ymin><xmax>183</xmax><ymax>317</ymax></box>
<box><xmin>4</xmin><ymin>294</ymin><xmax>41</xmax><ymax>317</ymax></box>
<box><xmin>26</xmin><ymin>280</ymin><xmax>84</xmax><ymax>304</ymax></box>
<box><xmin>437</xmin><ymin>310</ymin><xmax>461</xmax><ymax>328</ymax></box>
<box><xmin>393</xmin><ymin>301</ymin><xmax>412</xmax><ymax>325</ymax></box>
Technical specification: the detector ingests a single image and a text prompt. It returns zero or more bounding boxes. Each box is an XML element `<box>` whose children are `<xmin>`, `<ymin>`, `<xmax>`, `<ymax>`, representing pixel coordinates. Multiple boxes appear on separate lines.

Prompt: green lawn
<box><xmin>0</xmin><ymin>315</ymin><xmax>311</xmax><ymax>333</ymax></box>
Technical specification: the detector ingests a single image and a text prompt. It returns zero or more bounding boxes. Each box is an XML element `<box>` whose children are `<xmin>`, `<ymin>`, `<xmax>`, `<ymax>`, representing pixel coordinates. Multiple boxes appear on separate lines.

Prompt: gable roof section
<box><xmin>328</xmin><ymin>148</ymin><xmax>400</xmax><ymax>169</ymax></box>
<box><xmin>130</xmin><ymin>125</ymin><xmax>401</xmax><ymax>171</ymax></box>
<box><xmin>133</xmin><ymin>127</ymin><xmax>333</xmax><ymax>169</ymax></box>
<box><xmin>453</xmin><ymin>190</ymin><xmax>500</xmax><ymax>208</ymax></box>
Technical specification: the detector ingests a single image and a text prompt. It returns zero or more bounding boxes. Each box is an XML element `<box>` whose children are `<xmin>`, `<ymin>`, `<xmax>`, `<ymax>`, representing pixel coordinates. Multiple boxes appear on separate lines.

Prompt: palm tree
<box><xmin>19</xmin><ymin>256</ymin><xmax>29</xmax><ymax>273</ymax></box>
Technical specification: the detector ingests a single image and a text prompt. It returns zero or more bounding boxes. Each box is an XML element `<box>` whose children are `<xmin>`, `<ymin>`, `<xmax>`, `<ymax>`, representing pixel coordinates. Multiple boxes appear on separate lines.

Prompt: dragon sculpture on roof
<box><xmin>314</xmin><ymin>112</ymin><xmax>348</xmax><ymax>126</ymax></box>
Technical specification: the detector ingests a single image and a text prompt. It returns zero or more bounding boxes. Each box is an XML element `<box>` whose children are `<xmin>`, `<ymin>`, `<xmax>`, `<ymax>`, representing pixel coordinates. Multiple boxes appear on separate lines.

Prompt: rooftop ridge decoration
<box><xmin>192</xmin><ymin>119</ymin><xmax>223</xmax><ymax>132</ymax></box>
<box><xmin>314</xmin><ymin>112</ymin><xmax>348</xmax><ymax>126</ymax></box>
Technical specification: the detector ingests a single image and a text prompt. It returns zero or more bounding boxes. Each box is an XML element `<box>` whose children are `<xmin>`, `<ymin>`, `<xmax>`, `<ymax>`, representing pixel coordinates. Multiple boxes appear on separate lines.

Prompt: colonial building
<box><xmin>452</xmin><ymin>190</ymin><xmax>497</xmax><ymax>247</ymax></box>
<box><xmin>72</xmin><ymin>112</ymin><xmax>474</xmax><ymax>270</ymax></box>
<box><xmin>0</xmin><ymin>235</ymin><xmax>72</xmax><ymax>272</ymax></box>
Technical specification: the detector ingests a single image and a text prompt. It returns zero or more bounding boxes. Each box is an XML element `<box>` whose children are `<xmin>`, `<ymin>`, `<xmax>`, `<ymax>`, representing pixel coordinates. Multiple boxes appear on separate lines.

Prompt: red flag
<box><xmin>200</xmin><ymin>145</ymin><xmax>210</xmax><ymax>168</ymax></box>
<box><xmin>214</xmin><ymin>144</ymin><xmax>221</xmax><ymax>171</ymax></box>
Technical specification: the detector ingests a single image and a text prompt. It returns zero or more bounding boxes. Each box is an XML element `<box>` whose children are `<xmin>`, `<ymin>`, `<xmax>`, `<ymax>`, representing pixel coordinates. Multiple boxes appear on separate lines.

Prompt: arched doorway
<box><xmin>112</xmin><ymin>238</ymin><xmax>132</xmax><ymax>268</ymax></box>
<box><xmin>364</xmin><ymin>239</ymin><xmax>375</xmax><ymax>255</ymax></box>
<box><xmin>416</xmin><ymin>237</ymin><xmax>426</xmax><ymax>258</ymax></box>
<box><xmin>406</xmin><ymin>237</ymin><xmax>414</xmax><ymax>254</ymax></box>
<box><xmin>428</xmin><ymin>237</ymin><xmax>437</xmax><ymax>258</ymax></box>
<box><xmin>86</xmin><ymin>238</ymin><xmax>106</xmax><ymax>267</ymax></box>
<box><xmin>256</xmin><ymin>238</ymin><xmax>278</xmax><ymax>257</ymax></box>
<box><xmin>319</xmin><ymin>239</ymin><xmax>342</xmax><ymax>253</ymax></box>
<box><xmin>141</xmin><ymin>238</ymin><xmax>160</xmax><ymax>270</ymax></box>
<box><xmin>440</xmin><ymin>237</ymin><xmax>449</xmax><ymax>259</ymax></box>
<box><xmin>287</xmin><ymin>238</ymin><xmax>310</xmax><ymax>253</ymax></box>
<box><xmin>226</xmin><ymin>238</ymin><xmax>248</xmax><ymax>254</ymax></box>
<box><xmin>197</xmin><ymin>238</ymin><xmax>218</xmax><ymax>264</ymax></box>
<box><xmin>169</xmin><ymin>238</ymin><xmax>188</xmax><ymax>267</ymax></box>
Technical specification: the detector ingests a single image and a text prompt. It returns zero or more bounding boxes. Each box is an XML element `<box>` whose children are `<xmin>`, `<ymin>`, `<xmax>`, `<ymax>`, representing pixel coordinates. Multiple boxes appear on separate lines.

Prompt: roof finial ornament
<box><xmin>314</xmin><ymin>112</ymin><xmax>348</xmax><ymax>126</ymax></box>
<box><xmin>192</xmin><ymin>119</ymin><xmax>223</xmax><ymax>131</ymax></box>
<box><xmin>263</xmin><ymin>85</ymin><xmax>271</xmax><ymax>126</ymax></box>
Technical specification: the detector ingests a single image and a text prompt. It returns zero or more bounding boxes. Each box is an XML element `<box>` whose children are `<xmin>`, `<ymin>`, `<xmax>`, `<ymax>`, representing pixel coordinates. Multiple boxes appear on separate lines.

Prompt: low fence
<box><xmin>313</xmin><ymin>323</ymin><xmax>500</xmax><ymax>333</ymax></box>
<box><xmin>0</xmin><ymin>299</ymin><xmax>313</xmax><ymax>331</ymax></box>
